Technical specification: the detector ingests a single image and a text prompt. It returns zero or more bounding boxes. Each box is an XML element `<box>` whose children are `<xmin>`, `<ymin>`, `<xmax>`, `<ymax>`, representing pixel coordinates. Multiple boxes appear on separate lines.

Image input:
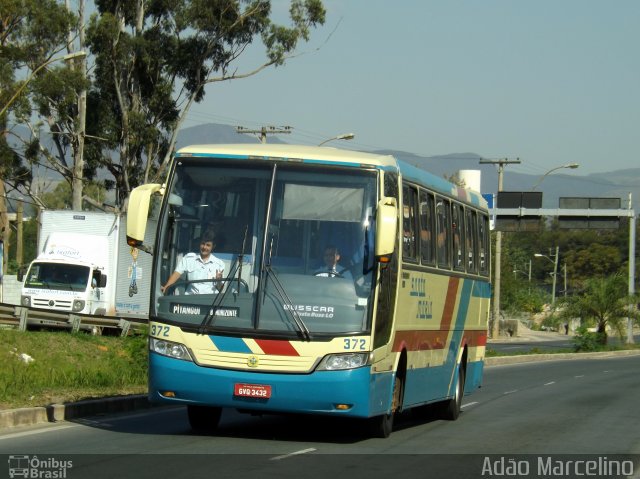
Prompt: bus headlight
<box><xmin>316</xmin><ymin>353</ymin><xmax>369</xmax><ymax>371</ymax></box>
<box><xmin>72</xmin><ymin>300</ymin><xmax>85</xmax><ymax>312</ymax></box>
<box><xmin>21</xmin><ymin>295</ymin><xmax>31</xmax><ymax>307</ymax></box>
<box><xmin>150</xmin><ymin>337</ymin><xmax>193</xmax><ymax>362</ymax></box>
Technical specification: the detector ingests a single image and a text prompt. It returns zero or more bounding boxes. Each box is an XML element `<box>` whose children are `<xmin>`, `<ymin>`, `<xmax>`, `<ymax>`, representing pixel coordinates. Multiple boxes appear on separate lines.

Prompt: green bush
<box><xmin>572</xmin><ymin>326</ymin><xmax>607</xmax><ymax>352</ymax></box>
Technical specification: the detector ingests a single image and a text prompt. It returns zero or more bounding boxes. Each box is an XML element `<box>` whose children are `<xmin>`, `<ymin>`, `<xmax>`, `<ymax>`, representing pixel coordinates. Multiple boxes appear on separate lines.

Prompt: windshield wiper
<box><xmin>263</xmin><ymin>264</ymin><xmax>311</xmax><ymax>341</ymax></box>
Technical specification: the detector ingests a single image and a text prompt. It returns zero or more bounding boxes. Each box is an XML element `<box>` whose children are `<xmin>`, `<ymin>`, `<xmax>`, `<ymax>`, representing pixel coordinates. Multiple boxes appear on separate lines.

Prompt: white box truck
<box><xmin>19</xmin><ymin>210</ymin><xmax>153</xmax><ymax>318</ymax></box>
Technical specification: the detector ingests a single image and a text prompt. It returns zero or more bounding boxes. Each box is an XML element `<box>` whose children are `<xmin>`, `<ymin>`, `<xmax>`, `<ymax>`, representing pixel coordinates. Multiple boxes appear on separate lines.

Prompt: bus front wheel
<box><xmin>187</xmin><ymin>405</ymin><xmax>222</xmax><ymax>434</ymax></box>
<box><xmin>369</xmin><ymin>374</ymin><xmax>403</xmax><ymax>438</ymax></box>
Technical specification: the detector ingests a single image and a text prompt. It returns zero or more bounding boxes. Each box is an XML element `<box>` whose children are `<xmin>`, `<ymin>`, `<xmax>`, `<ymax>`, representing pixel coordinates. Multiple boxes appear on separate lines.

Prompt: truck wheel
<box><xmin>187</xmin><ymin>405</ymin><xmax>222</xmax><ymax>434</ymax></box>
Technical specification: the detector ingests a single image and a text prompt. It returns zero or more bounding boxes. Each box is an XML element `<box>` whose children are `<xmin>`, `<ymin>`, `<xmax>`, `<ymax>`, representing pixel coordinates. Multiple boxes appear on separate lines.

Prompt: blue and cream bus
<box><xmin>126</xmin><ymin>144</ymin><xmax>491</xmax><ymax>437</ymax></box>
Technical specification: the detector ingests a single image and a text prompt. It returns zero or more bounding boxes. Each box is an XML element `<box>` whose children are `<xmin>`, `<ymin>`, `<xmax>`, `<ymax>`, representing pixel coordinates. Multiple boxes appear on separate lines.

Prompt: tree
<box><xmin>1</xmin><ymin>0</ymin><xmax>76</xmax><ymax>273</ymax></box>
<box><xmin>558</xmin><ymin>273</ymin><xmax>639</xmax><ymax>345</ymax></box>
<box><xmin>85</xmin><ymin>0</ymin><xmax>326</xmax><ymax>209</ymax></box>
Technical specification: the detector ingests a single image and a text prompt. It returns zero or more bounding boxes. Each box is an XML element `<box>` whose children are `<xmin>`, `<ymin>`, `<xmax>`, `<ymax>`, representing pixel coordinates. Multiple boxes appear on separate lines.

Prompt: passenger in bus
<box><xmin>314</xmin><ymin>245</ymin><xmax>353</xmax><ymax>279</ymax></box>
<box><xmin>160</xmin><ymin>232</ymin><xmax>225</xmax><ymax>294</ymax></box>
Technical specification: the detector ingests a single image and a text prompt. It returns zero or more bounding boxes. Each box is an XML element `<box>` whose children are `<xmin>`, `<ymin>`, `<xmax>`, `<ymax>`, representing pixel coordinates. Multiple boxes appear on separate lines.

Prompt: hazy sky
<box><xmin>182</xmin><ymin>1</ymin><xmax>639</xmax><ymax>177</ymax></box>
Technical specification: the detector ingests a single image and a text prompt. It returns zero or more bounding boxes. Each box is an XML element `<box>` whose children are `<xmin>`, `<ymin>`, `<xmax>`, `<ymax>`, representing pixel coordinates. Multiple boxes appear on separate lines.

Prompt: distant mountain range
<box><xmin>10</xmin><ymin>122</ymin><xmax>640</xmax><ymax>212</ymax></box>
<box><xmin>179</xmin><ymin>123</ymin><xmax>640</xmax><ymax>211</ymax></box>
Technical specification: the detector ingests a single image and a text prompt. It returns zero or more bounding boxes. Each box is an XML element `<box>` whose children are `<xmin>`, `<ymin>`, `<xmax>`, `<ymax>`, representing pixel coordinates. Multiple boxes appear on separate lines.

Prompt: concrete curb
<box><xmin>485</xmin><ymin>348</ymin><xmax>640</xmax><ymax>366</ymax></box>
<box><xmin>0</xmin><ymin>394</ymin><xmax>151</xmax><ymax>430</ymax></box>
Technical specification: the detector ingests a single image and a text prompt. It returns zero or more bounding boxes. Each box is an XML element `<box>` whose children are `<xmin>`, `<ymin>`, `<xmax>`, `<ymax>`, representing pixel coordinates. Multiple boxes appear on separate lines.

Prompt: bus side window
<box><xmin>478</xmin><ymin>215</ymin><xmax>489</xmax><ymax>275</ymax></box>
<box><xmin>436</xmin><ymin>197</ymin><xmax>451</xmax><ymax>269</ymax></box>
<box><xmin>402</xmin><ymin>185</ymin><xmax>418</xmax><ymax>262</ymax></box>
<box><xmin>452</xmin><ymin>203</ymin><xmax>465</xmax><ymax>272</ymax></box>
<box><xmin>419</xmin><ymin>190</ymin><xmax>435</xmax><ymax>265</ymax></box>
<box><xmin>465</xmin><ymin>209</ymin><xmax>478</xmax><ymax>273</ymax></box>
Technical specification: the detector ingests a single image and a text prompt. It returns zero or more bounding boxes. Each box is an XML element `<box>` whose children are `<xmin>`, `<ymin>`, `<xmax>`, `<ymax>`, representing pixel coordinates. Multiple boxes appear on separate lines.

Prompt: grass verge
<box><xmin>0</xmin><ymin>328</ymin><xmax>147</xmax><ymax>410</ymax></box>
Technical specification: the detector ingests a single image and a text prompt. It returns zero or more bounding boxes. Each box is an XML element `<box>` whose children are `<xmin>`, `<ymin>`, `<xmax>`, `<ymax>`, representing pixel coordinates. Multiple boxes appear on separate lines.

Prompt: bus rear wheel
<box><xmin>187</xmin><ymin>405</ymin><xmax>222</xmax><ymax>434</ymax></box>
<box><xmin>441</xmin><ymin>363</ymin><xmax>466</xmax><ymax>421</ymax></box>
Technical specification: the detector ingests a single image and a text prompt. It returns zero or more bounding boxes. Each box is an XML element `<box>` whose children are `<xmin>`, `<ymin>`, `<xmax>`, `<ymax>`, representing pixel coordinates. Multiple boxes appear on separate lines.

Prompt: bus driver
<box><xmin>161</xmin><ymin>233</ymin><xmax>225</xmax><ymax>295</ymax></box>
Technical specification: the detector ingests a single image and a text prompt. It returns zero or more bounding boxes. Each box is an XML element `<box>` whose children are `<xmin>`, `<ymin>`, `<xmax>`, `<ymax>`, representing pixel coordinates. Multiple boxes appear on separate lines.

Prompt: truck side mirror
<box><xmin>93</xmin><ymin>271</ymin><xmax>107</xmax><ymax>288</ymax></box>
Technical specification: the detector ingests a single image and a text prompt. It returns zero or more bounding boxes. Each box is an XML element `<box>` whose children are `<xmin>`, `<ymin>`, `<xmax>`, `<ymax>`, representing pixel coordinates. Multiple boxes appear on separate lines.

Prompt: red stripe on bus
<box><xmin>392</xmin><ymin>330</ymin><xmax>447</xmax><ymax>351</ymax></box>
<box><xmin>439</xmin><ymin>277</ymin><xmax>460</xmax><ymax>331</ymax></box>
<box><xmin>392</xmin><ymin>329</ymin><xmax>486</xmax><ymax>352</ymax></box>
<box><xmin>254</xmin><ymin>339</ymin><xmax>300</xmax><ymax>356</ymax></box>
<box><xmin>462</xmin><ymin>330</ymin><xmax>487</xmax><ymax>348</ymax></box>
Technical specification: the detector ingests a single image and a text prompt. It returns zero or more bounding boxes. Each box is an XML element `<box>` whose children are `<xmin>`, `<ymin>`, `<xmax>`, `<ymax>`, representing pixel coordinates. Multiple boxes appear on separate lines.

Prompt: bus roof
<box><xmin>175</xmin><ymin>144</ymin><xmax>397</xmax><ymax>168</ymax></box>
<box><xmin>175</xmin><ymin>144</ymin><xmax>487</xmax><ymax>209</ymax></box>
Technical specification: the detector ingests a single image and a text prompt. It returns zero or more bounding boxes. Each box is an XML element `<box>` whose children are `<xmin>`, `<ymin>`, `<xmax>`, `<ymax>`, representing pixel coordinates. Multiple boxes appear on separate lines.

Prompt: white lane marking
<box><xmin>461</xmin><ymin>401</ymin><xmax>478</xmax><ymax>409</ymax></box>
<box><xmin>270</xmin><ymin>448</ymin><xmax>317</xmax><ymax>461</ymax></box>
<box><xmin>575</xmin><ymin>375</ymin><xmax>585</xmax><ymax>378</ymax></box>
<box><xmin>0</xmin><ymin>424</ymin><xmax>79</xmax><ymax>441</ymax></box>
<box><xmin>544</xmin><ymin>381</ymin><xmax>555</xmax><ymax>386</ymax></box>
<box><xmin>503</xmin><ymin>390</ymin><xmax>518</xmax><ymax>395</ymax></box>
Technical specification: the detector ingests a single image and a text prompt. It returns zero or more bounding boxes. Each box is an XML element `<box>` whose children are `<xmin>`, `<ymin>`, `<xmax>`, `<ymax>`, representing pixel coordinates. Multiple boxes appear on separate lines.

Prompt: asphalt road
<box><xmin>2</xmin><ymin>355</ymin><xmax>639</xmax><ymax>478</ymax></box>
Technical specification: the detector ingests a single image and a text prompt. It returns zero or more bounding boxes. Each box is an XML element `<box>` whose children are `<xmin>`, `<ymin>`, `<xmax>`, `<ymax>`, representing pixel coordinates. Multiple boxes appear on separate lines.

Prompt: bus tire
<box><xmin>442</xmin><ymin>362</ymin><xmax>466</xmax><ymax>421</ymax></box>
<box><xmin>369</xmin><ymin>372</ymin><xmax>403</xmax><ymax>438</ymax></box>
<box><xmin>369</xmin><ymin>412</ymin><xmax>393</xmax><ymax>438</ymax></box>
<box><xmin>187</xmin><ymin>405</ymin><xmax>222</xmax><ymax>434</ymax></box>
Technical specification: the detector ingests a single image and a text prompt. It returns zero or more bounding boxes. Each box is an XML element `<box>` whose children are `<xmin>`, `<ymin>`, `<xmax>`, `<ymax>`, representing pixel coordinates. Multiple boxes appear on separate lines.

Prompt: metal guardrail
<box><xmin>0</xmin><ymin>303</ymin><xmax>147</xmax><ymax>336</ymax></box>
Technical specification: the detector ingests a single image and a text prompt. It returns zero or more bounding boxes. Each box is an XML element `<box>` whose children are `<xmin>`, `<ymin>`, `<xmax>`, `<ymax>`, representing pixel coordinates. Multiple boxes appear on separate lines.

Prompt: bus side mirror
<box><xmin>375</xmin><ymin>197</ymin><xmax>397</xmax><ymax>257</ymax></box>
<box><xmin>127</xmin><ymin>183</ymin><xmax>163</xmax><ymax>249</ymax></box>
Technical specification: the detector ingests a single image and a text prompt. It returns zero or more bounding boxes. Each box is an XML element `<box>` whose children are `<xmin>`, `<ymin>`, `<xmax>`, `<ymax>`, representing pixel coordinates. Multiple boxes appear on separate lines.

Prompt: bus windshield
<box><xmin>155</xmin><ymin>161</ymin><xmax>378</xmax><ymax>338</ymax></box>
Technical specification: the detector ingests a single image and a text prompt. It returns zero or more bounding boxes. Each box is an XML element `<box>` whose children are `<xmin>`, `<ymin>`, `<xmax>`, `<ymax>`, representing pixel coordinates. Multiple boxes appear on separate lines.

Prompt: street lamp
<box><xmin>318</xmin><ymin>132</ymin><xmax>355</xmax><ymax>146</ymax></box>
<box><xmin>0</xmin><ymin>51</ymin><xmax>87</xmax><ymax>118</ymax></box>
<box><xmin>535</xmin><ymin>246</ymin><xmax>560</xmax><ymax>305</ymax></box>
<box><xmin>531</xmin><ymin>163</ymin><xmax>579</xmax><ymax>190</ymax></box>
<box><xmin>513</xmin><ymin>259</ymin><xmax>532</xmax><ymax>282</ymax></box>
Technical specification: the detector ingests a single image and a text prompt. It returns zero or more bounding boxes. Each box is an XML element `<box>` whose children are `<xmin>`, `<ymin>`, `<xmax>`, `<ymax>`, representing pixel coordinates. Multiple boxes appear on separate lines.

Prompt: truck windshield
<box><xmin>24</xmin><ymin>263</ymin><xmax>91</xmax><ymax>292</ymax></box>
<box><xmin>155</xmin><ymin>160</ymin><xmax>378</xmax><ymax>338</ymax></box>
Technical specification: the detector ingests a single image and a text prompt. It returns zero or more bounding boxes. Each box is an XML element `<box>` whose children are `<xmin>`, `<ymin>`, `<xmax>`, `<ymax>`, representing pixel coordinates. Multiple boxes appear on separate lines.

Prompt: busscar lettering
<box><xmin>283</xmin><ymin>304</ymin><xmax>335</xmax><ymax>319</ymax></box>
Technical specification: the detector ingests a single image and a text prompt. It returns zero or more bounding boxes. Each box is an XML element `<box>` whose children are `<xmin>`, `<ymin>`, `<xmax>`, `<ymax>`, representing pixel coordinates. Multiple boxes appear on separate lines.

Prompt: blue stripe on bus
<box><xmin>208</xmin><ymin>335</ymin><xmax>253</xmax><ymax>354</ymax></box>
<box><xmin>447</xmin><ymin>279</ymin><xmax>472</xmax><ymax>366</ymax></box>
<box><xmin>473</xmin><ymin>280</ymin><xmax>492</xmax><ymax>298</ymax></box>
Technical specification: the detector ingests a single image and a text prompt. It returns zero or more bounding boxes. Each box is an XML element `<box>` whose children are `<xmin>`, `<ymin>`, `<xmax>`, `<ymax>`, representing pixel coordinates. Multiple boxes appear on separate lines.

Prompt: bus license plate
<box><xmin>234</xmin><ymin>383</ymin><xmax>272</xmax><ymax>399</ymax></box>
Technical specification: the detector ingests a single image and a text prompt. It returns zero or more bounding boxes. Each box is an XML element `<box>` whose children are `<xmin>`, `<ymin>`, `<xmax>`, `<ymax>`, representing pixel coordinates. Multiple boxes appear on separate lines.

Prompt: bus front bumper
<box><xmin>149</xmin><ymin>353</ymin><xmax>393</xmax><ymax>418</ymax></box>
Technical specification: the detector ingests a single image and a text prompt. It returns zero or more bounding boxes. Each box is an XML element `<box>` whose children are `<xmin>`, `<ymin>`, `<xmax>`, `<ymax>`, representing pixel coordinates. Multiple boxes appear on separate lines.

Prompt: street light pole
<box><xmin>479</xmin><ymin>157</ymin><xmax>521</xmax><ymax>338</ymax></box>
<box><xmin>318</xmin><ymin>133</ymin><xmax>355</xmax><ymax>146</ymax></box>
<box><xmin>535</xmin><ymin>246</ymin><xmax>560</xmax><ymax>305</ymax></box>
<box><xmin>531</xmin><ymin>163</ymin><xmax>579</xmax><ymax>190</ymax></box>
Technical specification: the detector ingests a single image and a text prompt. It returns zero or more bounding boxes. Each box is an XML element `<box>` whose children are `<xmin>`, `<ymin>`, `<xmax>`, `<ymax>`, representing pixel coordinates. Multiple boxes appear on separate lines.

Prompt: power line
<box><xmin>236</xmin><ymin>125</ymin><xmax>292</xmax><ymax>144</ymax></box>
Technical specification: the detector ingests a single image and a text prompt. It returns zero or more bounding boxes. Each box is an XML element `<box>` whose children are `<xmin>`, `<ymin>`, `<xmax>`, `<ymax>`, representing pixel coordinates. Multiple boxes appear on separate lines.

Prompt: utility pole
<box><xmin>627</xmin><ymin>193</ymin><xmax>636</xmax><ymax>344</ymax></box>
<box><xmin>16</xmin><ymin>200</ymin><xmax>23</xmax><ymax>270</ymax></box>
<box><xmin>479</xmin><ymin>157</ymin><xmax>521</xmax><ymax>338</ymax></box>
<box><xmin>551</xmin><ymin>245</ymin><xmax>559</xmax><ymax>305</ymax></box>
<box><xmin>236</xmin><ymin>125</ymin><xmax>292</xmax><ymax>144</ymax></box>
<box><xmin>0</xmin><ymin>180</ymin><xmax>9</xmax><ymax>278</ymax></box>
<box><xmin>71</xmin><ymin>0</ymin><xmax>87</xmax><ymax>211</ymax></box>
